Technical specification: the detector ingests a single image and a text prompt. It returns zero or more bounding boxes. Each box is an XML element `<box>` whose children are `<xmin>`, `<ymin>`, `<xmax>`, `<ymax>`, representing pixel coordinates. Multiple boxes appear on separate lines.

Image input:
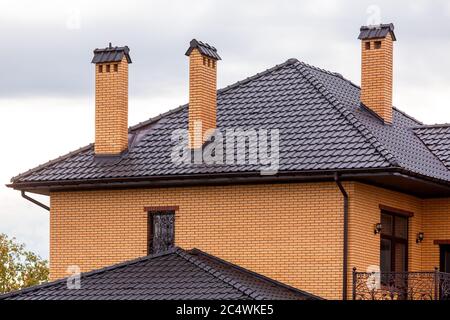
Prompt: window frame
<box><xmin>146</xmin><ymin>209</ymin><xmax>176</xmax><ymax>255</ymax></box>
<box><xmin>380</xmin><ymin>209</ymin><xmax>409</xmax><ymax>273</ymax></box>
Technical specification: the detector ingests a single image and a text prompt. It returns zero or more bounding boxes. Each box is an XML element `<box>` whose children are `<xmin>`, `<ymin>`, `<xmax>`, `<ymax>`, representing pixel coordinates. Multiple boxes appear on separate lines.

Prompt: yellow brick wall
<box><xmin>361</xmin><ymin>34</ymin><xmax>394</xmax><ymax>124</ymax></box>
<box><xmin>49</xmin><ymin>180</ymin><xmax>450</xmax><ymax>299</ymax></box>
<box><xmin>50</xmin><ymin>182</ymin><xmax>344</xmax><ymax>299</ymax></box>
<box><xmin>347</xmin><ymin>182</ymin><xmax>423</xmax><ymax>298</ymax></box>
<box><xmin>94</xmin><ymin>56</ymin><xmax>129</xmax><ymax>155</ymax></box>
<box><xmin>188</xmin><ymin>48</ymin><xmax>217</xmax><ymax>149</ymax></box>
<box><xmin>422</xmin><ymin>198</ymin><xmax>450</xmax><ymax>270</ymax></box>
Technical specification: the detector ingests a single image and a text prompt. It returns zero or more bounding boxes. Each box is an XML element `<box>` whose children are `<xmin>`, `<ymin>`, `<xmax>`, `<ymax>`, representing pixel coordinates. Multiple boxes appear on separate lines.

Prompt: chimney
<box><xmin>91</xmin><ymin>44</ymin><xmax>132</xmax><ymax>155</ymax></box>
<box><xmin>358</xmin><ymin>24</ymin><xmax>396</xmax><ymax>124</ymax></box>
<box><xmin>185</xmin><ymin>39</ymin><xmax>221</xmax><ymax>149</ymax></box>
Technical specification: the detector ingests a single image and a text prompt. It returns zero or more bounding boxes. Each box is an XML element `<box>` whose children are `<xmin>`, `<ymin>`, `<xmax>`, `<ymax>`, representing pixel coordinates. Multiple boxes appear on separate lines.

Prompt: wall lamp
<box><xmin>374</xmin><ymin>223</ymin><xmax>382</xmax><ymax>235</ymax></box>
<box><xmin>416</xmin><ymin>232</ymin><xmax>424</xmax><ymax>243</ymax></box>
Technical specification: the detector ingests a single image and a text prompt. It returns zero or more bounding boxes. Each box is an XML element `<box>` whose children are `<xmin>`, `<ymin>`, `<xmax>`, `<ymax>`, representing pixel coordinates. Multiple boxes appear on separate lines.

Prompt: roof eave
<box><xmin>6</xmin><ymin>167</ymin><xmax>400</xmax><ymax>193</ymax></box>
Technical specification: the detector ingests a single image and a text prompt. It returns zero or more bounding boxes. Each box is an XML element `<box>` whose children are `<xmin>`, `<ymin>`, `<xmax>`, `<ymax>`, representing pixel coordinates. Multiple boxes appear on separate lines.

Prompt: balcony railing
<box><xmin>352</xmin><ymin>267</ymin><xmax>450</xmax><ymax>300</ymax></box>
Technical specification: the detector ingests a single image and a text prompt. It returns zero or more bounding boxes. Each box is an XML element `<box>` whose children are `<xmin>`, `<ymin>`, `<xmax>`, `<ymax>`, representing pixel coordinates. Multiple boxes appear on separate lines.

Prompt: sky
<box><xmin>1</xmin><ymin>0</ymin><xmax>450</xmax><ymax>260</ymax></box>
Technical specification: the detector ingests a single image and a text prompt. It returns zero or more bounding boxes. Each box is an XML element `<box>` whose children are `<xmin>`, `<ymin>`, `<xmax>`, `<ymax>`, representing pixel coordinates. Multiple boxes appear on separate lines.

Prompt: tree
<box><xmin>0</xmin><ymin>233</ymin><xmax>49</xmax><ymax>294</ymax></box>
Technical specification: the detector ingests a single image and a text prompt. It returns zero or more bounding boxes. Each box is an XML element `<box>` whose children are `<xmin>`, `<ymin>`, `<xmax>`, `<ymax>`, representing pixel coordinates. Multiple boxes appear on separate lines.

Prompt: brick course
<box><xmin>94</xmin><ymin>56</ymin><xmax>129</xmax><ymax>155</ymax></box>
<box><xmin>50</xmin><ymin>182</ymin><xmax>344</xmax><ymax>299</ymax></box>
<box><xmin>361</xmin><ymin>34</ymin><xmax>394</xmax><ymax>124</ymax></box>
<box><xmin>188</xmin><ymin>48</ymin><xmax>217</xmax><ymax>149</ymax></box>
<box><xmin>49</xmin><ymin>181</ymin><xmax>450</xmax><ymax>299</ymax></box>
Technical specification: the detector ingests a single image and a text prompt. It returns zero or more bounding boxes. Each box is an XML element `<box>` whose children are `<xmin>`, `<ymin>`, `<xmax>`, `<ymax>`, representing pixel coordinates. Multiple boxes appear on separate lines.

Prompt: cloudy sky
<box><xmin>1</xmin><ymin>0</ymin><xmax>450</xmax><ymax>259</ymax></box>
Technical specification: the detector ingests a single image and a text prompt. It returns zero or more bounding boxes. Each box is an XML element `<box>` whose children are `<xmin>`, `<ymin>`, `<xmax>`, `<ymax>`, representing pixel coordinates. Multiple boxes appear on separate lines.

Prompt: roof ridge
<box><xmin>176</xmin><ymin>248</ymin><xmax>260</xmax><ymax>299</ymax></box>
<box><xmin>0</xmin><ymin>248</ymin><xmax>178</xmax><ymax>300</ymax></box>
<box><xmin>300</xmin><ymin>61</ymin><xmax>424</xmax><ymax>126</ymax></box>
<box><xmin>392</xmin><ymin>107</ymin><xmax>423</xmax><ymax>125</ymax></box>
<box><xmin>414</xmin><ymin>123</ymin><xmax>450</xmax><ymax>130</ymax></box>
<box><xmin>187</xmin><ymin>248</ymin><xmax>321</xmax><ymax>300</ymax></box>
<box><xmin>413</xmin><ymin>130</ymin><xmax>450</xmax><ymax>170</ymax></box>
<box><xmin>217</xmin><ymin>58</ymin><xmax>298</xmax><ymax>95</ymax></box>
<box><xmin>293</xmin><ymin>60</ymin><xmax>400</xmax><ymax>167</ymax></box>
<box><xmin>129</xmin><ymin>104</ymin><xmax>186</xmax><ymax>132</ymax></box>
<box><xmin>300</xmin><ymin>60</ymin><xmax>361</xmax><ymax>90</ymax></box>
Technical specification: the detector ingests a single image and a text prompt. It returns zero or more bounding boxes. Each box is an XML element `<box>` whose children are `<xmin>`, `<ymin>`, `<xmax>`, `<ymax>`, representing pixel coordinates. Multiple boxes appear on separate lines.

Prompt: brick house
<box><xmin>3</xmin><ymin>23</ymin><xmax>450</xmax><ymax>300</ymax></box>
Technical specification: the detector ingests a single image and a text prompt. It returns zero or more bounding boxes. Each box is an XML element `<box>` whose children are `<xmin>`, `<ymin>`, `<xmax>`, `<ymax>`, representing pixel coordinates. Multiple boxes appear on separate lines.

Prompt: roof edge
<box><xmin>0</xmin><ymin>248</ymin><xmax>178</xmax><ymax>300</ymax></box>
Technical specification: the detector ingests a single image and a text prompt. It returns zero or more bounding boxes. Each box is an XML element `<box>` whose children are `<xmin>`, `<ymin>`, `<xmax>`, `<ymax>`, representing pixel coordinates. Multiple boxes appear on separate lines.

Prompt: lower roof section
<box><xmin>0</xmin><ymin>247</ymin><xmax>319</xmax><ymax>300</ymax></box>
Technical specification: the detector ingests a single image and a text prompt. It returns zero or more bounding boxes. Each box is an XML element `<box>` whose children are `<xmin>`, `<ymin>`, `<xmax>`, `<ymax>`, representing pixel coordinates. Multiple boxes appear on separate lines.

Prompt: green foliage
<box><xmin>0</xmin><ymin>233</ymin><xmax>49</xmax><ymax>294</ymax></box>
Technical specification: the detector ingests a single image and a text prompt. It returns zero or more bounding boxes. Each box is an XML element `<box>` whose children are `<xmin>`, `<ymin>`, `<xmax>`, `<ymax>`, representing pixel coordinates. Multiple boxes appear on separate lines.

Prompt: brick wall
<box><xmin>188</xmin><ymin>48</ymin><xmax>217</xmax><ymax>149</ymax></box>
<box><xmin>94</xmin><ymin>56</ymin><xmax>129</xmax><ymax>155</ymax></box>
<box><xmin>347</xmin><ymin>182</ymin><xmax>423</xmax><ymax>298</ymax></box>
<box><xmin>361</xmin><ymin>34</ymin><xmax>394</xmax><ymax>124</ymax></box>
<box><xmin>50</xmin><ymin>182</ymin><xmax>344</xmax><ymax>299</ymax></box>
<box><xmin>422</xmin><ymin>198</ymin><xmax>450</xmax><ymax>270</ymax></box>
<box><xmin>49</xmin><ymin>180</ymin><xmax>450</xmax><ymax>299</ymax></box>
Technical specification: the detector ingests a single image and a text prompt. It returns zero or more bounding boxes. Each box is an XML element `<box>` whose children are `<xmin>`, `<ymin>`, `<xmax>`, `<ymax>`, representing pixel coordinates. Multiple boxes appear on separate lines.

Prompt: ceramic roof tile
<box><xmin>10</xmin><ymin>58</ymin><xmax>450</xmax><ymax>185</ymax></box>
<box><xmin>414</xmin><ymin>125</ymin><xmax>450</xmax><ymax>169</ymax></box>
<box><xmin>0</xmin><ymin>248</ymin><xmax>318</xmax><ymax>300</ymax></box>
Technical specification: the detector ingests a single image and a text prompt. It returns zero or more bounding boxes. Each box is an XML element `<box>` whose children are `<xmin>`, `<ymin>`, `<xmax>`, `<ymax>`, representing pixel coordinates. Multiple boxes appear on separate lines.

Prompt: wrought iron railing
<box><xmin>352</xmin><ymin>267</ymin><xmax>450</xmax><ymax>300</ymax></box>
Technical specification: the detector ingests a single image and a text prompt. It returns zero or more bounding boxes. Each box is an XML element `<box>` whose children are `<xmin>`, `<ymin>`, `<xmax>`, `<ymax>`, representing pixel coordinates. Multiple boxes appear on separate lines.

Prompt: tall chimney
<box><xmin>91</xmin><ymin>44</ymin><xmax>132</xmax><ymax>155</ymax></box>
<box><xmin>185</xmin><ymin>39</ymin><xmax>221</xmax><ymax>149</ymax></box>
<box><xmin>358</xmin><ymin>24</ymin><xmax>396</xmax><ymax>124</ymax></box>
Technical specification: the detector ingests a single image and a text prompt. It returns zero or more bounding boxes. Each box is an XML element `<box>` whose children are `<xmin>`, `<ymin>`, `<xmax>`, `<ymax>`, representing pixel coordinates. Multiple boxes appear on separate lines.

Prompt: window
<box><xmin>114</xmin><ymin>64</ymin><xmax>118</xmax><ymax>72</ymax></box>
<box><xmin>106</xmin><ymin>64</ymin><xmax>110</xmax><ymax>72</ymax></box>
<box><xmin>98</xmin><ymin>65</ymin><xmax>103</xmax><ymax>73</ymax></box>
<box><xmin>365</xmin><ymin>42</ymin><xmax>371</xmax><ymax>50</ymax></box>
<box><xmin>374</xmin><ymin>41</ymin><xmax>382</xmax><ymax>49</ymax></box>
<box><xmin>380</xmin><ymin>212</ymin><xmax>408</xmax><ymax>273</ymax></box>
<box><xmin>147</xmin><ymin>211</ymin><xmax>175</xmax><ymax>254</ymax></box>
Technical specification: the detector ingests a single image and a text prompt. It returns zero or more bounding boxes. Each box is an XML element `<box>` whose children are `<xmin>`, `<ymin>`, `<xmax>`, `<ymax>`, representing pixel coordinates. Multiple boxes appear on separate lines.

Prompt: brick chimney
<box><xmin>185</xmin><ymin>39</ymin><xmax>221</xmax><ymax>149</ymax></box>
<box><xmin>358</xmin><ymin>24</ymin><xmax>396</xmax><ymax>124</ymax></box>
<box><xmin>91</xmin><ymin>44</ymin><xmax>132</xmax><ymax>155</ymax></box>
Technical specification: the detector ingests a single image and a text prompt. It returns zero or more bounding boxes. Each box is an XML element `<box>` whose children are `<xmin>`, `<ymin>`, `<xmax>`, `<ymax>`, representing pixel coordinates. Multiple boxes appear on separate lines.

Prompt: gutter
<box><xmin>7</xmin><ymin>168</ymin><xmax>400</xmax><ymax>191</ymax></box>
<box><xmin>21</xmin><ymin>191</ymin><xmax>50</xmax><ymax>211</ymax></box>
<box><xmin>334</xmin><ymin>173</ymin><xmax>349</xmax><ymax>300</ymax></box>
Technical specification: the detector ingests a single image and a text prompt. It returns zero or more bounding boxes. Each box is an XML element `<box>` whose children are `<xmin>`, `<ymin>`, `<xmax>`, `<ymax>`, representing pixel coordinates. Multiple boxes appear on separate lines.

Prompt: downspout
<box><xmin>334</xmin><ymin>172</ymin><xmax>348</xmax><ymax>300</ymax></box>
<box><xmin>21</xmin><ymin>191</ymin><xmax>50</xmax><ymax>211</ymax></box>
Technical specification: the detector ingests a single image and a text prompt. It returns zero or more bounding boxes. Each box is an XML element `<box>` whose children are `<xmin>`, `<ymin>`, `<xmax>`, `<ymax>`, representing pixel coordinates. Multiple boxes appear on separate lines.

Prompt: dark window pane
<box><xmin>395</xmin><ymin>242</ymin><xmax>407</xmax><ymax>272</ymax></box>
<box><xmin>394</xmin><ymin>216</ymin><xmax>408</xmax><ymax>239</ymax></box>
<box><xmin>444</xmin><ymin>251</ymin><xmax>450</xmax><ymax>273</ymax></box>
<box><xmin>151</xmin><ymin>213</ymin><xmax>174</xmax><ymax>254</ymax></box>
<box><xmin>380</xmin><ymin>238</ymin><xmax>392</xmax><ymax>273</ymax></box>
<box><xmin>381</xmin><ymin>214</ymin><xmax>393</xmax><ymax>236</ymax></box>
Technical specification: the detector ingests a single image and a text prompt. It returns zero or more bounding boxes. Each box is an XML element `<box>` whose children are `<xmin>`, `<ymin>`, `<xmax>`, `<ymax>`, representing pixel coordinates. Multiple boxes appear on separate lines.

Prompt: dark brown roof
<box><xmin>414</xmin><ymin>125</ymin><xmax>450</xmax><ymax>169</ymax></box>
<box><xmin>9</xmin><ymin>58</ymin><xmax>450</xmax><ymax>195</ymax></box>
<box><xmin>0</xmin><ymin>247</ymin><xmax>319</xmax><ymax>300</ymax></box>
<box><xmin>92</xmin><ymin>43</ymin><xmax>132</xmax><ymax>64</ymax></box>
<box><xmin>185</xmin><ymin>39</ymin><xmax>221</xmax><ymax>60</ymax></box>
<box><xmin>358</xmin><ymin>23</ymin><xmax>396</xmax><ymax>41</ymax></box>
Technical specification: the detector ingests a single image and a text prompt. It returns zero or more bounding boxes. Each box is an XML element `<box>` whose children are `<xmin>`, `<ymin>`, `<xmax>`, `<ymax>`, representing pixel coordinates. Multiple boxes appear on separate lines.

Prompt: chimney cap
<box><xmin>185</xmin><ymin>39</ymin><xmax>221</xmax><ymax>60</ymax></box>
<box><xmin>92</xmin><ymin>44</ymin><xmax>132</xmax><ymax>64</ymax></box>
<box><xmin>358</xmin><ymin>23</ymin><xmax>396</xmax><ymax>41</ymax></box>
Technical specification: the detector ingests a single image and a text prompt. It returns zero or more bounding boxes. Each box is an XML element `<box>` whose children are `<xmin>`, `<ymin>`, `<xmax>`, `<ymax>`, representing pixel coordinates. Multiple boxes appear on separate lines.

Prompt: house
<box><xmin>4</xmin><ymin>23</ymin><xmax>450</xmax><ymax>300</ymax></box>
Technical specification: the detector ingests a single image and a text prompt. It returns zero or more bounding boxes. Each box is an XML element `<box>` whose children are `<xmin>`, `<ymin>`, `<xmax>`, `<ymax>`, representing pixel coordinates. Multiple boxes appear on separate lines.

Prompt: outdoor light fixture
<box><xmin>374</xmin><ymin>223</ymin><xmax>382</xmax><ymax>234</ymax></box>
<box><xmin>416</xmin><ymin>232</ymin><xmax>424</xmax><ymax>243</ymax></box>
